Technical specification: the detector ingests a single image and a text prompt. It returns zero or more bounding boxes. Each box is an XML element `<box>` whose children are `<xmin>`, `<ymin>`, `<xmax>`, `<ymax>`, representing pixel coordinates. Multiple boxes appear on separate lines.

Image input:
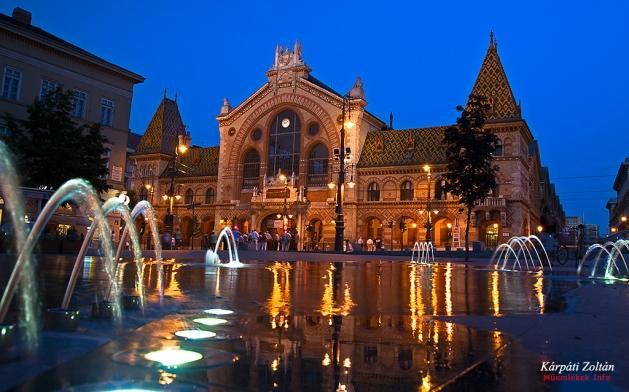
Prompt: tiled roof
<box><xmin>470</xmin><ymin>39</ymin><xmax>520</xmax><ymax>121</ymax></box>
<box><xmin>357</xmin><ymin>127</ymin><xmax>449</xmax><ymax>168</ymax></box>
<box><xmin>0</xmin><ymin>13</ymin><xmax>144</xmax><ymax>82</ymax></box>
<box><xmin>160</xmin><ymin>146</ymin><xmax>220</xmax><ymax>178</ymax></box>
<box><xmin>135</xmin><ymin>98</ymin><xmax>185</xmax><ymax>155</ymax></box>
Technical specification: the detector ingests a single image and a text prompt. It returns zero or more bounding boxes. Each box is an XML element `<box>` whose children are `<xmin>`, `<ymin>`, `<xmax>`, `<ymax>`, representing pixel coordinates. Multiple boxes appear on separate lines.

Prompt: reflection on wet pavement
<box><xmin>2</xmin><ymin>257</ymin><xmax>576</xmax><ymax>391</ymax></box>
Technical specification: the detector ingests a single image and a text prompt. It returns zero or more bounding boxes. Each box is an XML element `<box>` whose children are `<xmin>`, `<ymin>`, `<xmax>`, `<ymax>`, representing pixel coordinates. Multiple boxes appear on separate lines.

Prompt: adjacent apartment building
<box><xmin>0</xmin><ymin>7</ymin><xmax>144</xmax><ymax>198</ymax></box>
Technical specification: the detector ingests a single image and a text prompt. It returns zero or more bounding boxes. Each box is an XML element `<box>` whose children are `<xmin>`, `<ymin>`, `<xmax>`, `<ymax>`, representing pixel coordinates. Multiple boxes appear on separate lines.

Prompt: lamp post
<box><xmin>185</xmin><ymin>191</ymin><xmax>201</xmax><ymax>250</ymax></box>
<box><xmin>279</xmin><ymin>171</ymin><xmax>288</xmax><ymax>232</ymax></box>
<box><xmin>420</xmin><ymin>164</ymin><xmax>438</xmax><ymax>243</ymax></box>
<box><xmin>164</xmin><ymin>133</ymin><xmax>189</xmax><ymax>236</ymax></box>
<box><xmin>332</xmin><ymin>96</ymin><xmax>355</xmax><ymax>253</ymax></box>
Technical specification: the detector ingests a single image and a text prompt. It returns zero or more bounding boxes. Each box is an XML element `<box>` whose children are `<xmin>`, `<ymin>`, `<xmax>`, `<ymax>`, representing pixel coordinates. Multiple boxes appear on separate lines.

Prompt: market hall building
<box><xmin>130</xmin><ymin>36</ymin><xmax>564</xmax><ymax>250</ymax></box>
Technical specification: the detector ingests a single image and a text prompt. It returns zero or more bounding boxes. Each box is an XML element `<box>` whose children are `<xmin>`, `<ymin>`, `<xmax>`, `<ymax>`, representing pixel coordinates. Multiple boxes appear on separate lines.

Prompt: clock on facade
<box><xmin>281</xmin><ymin>118</ymin><xmax>290</xmax><ymax>128</ymax></box>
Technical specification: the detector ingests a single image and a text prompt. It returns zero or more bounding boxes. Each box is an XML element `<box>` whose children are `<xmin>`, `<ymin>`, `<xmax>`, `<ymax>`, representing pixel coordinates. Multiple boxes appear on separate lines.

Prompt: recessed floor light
<box><xmin>193</xmin><ymin>317</ymin><xmax>228</xmax><ymax>326</ymax></box>
<box><xmin>144</xmin><ymin>348</ymin><xmax>202</xmax><ymax>367</ymax></box>
<box><xmin>204</xmin><ymin>308</ymin><xmax>234</xmax><ymax>315</ymax></box>
<box><xmin>174</xmin><ymin>330</ymin><xmax>217</xmax><ymax>340</ymax></box>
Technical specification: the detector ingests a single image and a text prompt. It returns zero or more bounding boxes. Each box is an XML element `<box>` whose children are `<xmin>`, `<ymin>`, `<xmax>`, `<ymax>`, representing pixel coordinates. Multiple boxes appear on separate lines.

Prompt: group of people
<box><xmin>161</xmin><ymin>230</ymin><xmax>182</xmax><ymax>250</ymax></box>
<box><xmin>356</xmin><ymin>236</ymin><xmax>383</xmax><ymax>252</ymax></box>
<box><xmin>248</xmin><ymin>229</ymin><xmax>297</xmax><ymax>251</ymax></box>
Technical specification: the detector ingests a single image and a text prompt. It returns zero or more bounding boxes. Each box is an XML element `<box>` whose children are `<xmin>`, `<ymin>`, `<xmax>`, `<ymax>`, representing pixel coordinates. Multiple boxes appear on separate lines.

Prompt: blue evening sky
<box><xmin>3</xmin><ymin>1</ymin><xmax>628</xmax><ymax>233</ymax></box>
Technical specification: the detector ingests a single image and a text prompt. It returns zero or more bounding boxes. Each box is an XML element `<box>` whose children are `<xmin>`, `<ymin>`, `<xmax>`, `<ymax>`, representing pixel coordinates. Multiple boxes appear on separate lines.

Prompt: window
<box><xmin>400</xmin><ymin>181</ymin><xmax>413</xmax><ymax>201</ymax></box>
<box><xmin>100</xmin><ymin>98</ymin><xmax>114</xmax><ymax>126</ymax></box>
<box><xmin>398</xmin><ymin>349</ymin><xmax>413</xmax><ymax>370</ymax></box>
<box><xmin>139</xmin><ymin>187</ymin><xmax>148</xmax><ymax>200</ymax></box>
<box><xmin>308</xmin><ymin>122</ymin><xmax>320</xmax><ymax>136</ymax></box>
<box><xmin>267</xmin><ymin>109</ymin><xmax>301</xmax><ymax>176</ymax></box>
<box><xmin>2</xmin><ymin>67</ymin><xmax>21</xmax><ymax>100</ymax></box>
<box><xmin>242</xmin><ymin>149</ymin><xmax>261</xmax><ymax>189</ymax></box>
<box><xmin>364</xmin><ymin>346</ymin><xmax>378</xmax><ymax>364</ymax></box>
<box><xmin>40</xmin><ymin>80</ymin><xmax>58</xmax><ymax>99</ymax></box>
<box><xmin>435</xmin><ymin>179</ymin><xmax>446</xmax><ymax>200</ymax></box>
<box><xmin>367</xmin><ymin>182</ymin><xmax>380</xmax><ymax>201</ymax></box>
<box><xmin>493</xmin><ymin>139</ymin><xmax>503</xmax><ymax>156</ymax></box>
<box><xmin>72</xmin><ymin>90</ymin><xmax>87</xmax><ymax>118</ymax></box>
<box><xmin>205</xmin><ymin>188</ymin><xmax>215</xmax><ymax>204</ymax></box>
<box><xmin>307</xmin><ymin>143</ymin><xmax>329</xmax><ymax>186</ymax></box>
<box><xmin>251</xmin><ymin>128</ymin><xmax>262</xmax><ymax>141</ymax></box>
<box><xmin>184</xmin><ymin>188</ymin><xmax>194</xmax><ymax>205</ymax></box>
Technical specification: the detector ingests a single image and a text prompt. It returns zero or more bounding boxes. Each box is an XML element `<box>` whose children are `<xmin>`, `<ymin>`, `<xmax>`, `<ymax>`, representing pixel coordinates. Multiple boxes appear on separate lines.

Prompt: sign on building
<box><xmin>111</xmin><ymin>165</ymin><xmax>123</xmax><ymax>182</ymax></box>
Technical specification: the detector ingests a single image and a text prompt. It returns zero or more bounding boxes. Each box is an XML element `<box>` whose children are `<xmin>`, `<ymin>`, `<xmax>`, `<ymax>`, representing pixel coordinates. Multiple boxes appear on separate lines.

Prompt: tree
<box><xmin>2</xmin><ymin>88</ymin><xmax>111</xmax><ymax>193</ymax></box>
<box><xmin>442</xmin><ymin>94</ymin><xmax>499</xmax><ymax>261</ymax></box>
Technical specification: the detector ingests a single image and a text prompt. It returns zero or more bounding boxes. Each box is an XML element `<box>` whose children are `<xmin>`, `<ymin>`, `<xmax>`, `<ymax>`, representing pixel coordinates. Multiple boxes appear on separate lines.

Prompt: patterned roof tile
<box><xmin>135</xmin><ymin>98</ymin><xmax>185</xmax><ymax>154</ymax></box>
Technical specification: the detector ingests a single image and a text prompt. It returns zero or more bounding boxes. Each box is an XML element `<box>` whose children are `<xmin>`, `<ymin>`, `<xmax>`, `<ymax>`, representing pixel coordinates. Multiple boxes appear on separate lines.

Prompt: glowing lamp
<box><xmin>175</xmin><ymin>194</ymin><xmax>181</xmax><ymax>201</ymax></box>
<box><xmin>161</xmin><ymin>194</ymin><xmax>168</xmax><ymax>201</ymax></box>
<box><xmin>328</xmin><ymin>182</ymin><xmax>336</xmax><ymax>189</ymax></box>
<box><xmin>423</xmin><ymin>164</ymin><xmax>431</xmax><ymax>173</ymax></box>
<box><xmin>144</xmin><ymin>348</ymin><xmax>202</xmax><ymax>367</ymax></box>
<box><xmin>193</xmin><ymin>317</ymin><xmax>228</xmax><ymax>326</ymax></box>
<box><xmin>494</xmin><ymin>223</ymin><xmax>500</xmax><ymax>229</ymax></box>
<box><xmin>174</xmin><ymin>330</ymin><xmax>216</xmax><ymax>340</ymax></box>
<box><xmin>145</xmin><ymin>184</ymin><xmax>152</xmax><ymax>190</ymax></box>
<box><xmin>344</xmin><ymin>119</ymin><xmax>355</xmax><ymax>130</ymax></box>
<box><xmin>446</xmin><ymin>223</ymin><xmax>452</xmax><ymax>229</ymax></box>
<box><xmin>611</xmin><ymin>227</ymin><xmax>618</xmax><ymax>233</ymax></box>
<box><xmin>622</xmin><ymin>216</ymin><xmax>627</xmax><ymax>222</ymax></box>
<box><xmin>204</xmin><ymin>308</ymin><xmax>234</xmax><ymax>315</ymax></box>
<box><xmin>322</xmin><ymin>353</ymin><xmax>331</xmax><ymax>366</ymax></box>
<box><xmin>536</xmin><ymin>225</ymin><xmax>543</xmax><ymax>233</ymax></box>
<box><xmin>348</xmin><ymin>181</ymin><xmax>355</xmax><ymax>188</ymax></box>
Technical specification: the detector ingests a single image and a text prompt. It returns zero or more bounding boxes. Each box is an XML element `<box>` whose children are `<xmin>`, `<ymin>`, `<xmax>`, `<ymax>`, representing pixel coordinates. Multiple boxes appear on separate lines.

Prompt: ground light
<box><xmin>193</xmin><ymin>317</ymin><xmax>228</xmax><ymax>326</ymax></box>
<box><xmin>204</xmin><ymin>308</ymin><xmax>234</xmax><ymax>315</ymax></box>
<box><xmin>174</xmin><ymin>330</ymin><xmax>216</xmax><ymax>340</ymax></box>
<box><xmin>144</xmin><ymin>349</ymin><xmax>203</xmax><ymax>367</ymax></box>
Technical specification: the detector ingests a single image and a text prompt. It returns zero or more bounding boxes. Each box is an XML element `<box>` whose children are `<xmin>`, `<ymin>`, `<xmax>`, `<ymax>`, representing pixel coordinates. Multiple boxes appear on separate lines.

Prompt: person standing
<box><xmin>250</xmin><ymin>229</ymin><xmax>259</xmax><ymax>251</ymax></box>
<box><xmin>260</xmin><ymin>231</ymin><xmax>268</xmax><ymax>251</ymax></box>
<box><xmin>209</xmin><ymin>231</ymin><xmax>217</xmax><ymax>251</ymax></box>
<box><xmin>367</xmin><ymin>237</ymin><xmax>374</xmax><ymax>252</ymax></box>
<box><xmin>357</xmin><ymin>236</ymin><xmax>364</xmax><ymax>251</ymax></box>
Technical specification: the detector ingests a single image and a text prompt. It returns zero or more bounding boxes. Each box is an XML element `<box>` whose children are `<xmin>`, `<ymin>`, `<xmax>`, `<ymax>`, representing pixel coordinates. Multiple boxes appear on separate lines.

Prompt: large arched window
<box><xmin>367</xmin><ymin>182</ymin><xmax>380</xmax><ymax>201</ymax></box>
<box><xmin>308</xmin><ymin>143</ymin><xmax>329</xmax><ymax>186</ymax></box>
<box><xmin>493</xmin><ymin>139</ymin><xmax>503</xmax><ymax>156</ymax></box>
<box><xmin>400</xmin><ymin>181</ymin><xmax>413</xmax><ymax>201</ymax></box>
<box><xmin>435</xmin><ymin>178</ymin><xmax>446</xmax><ymax>200</ymax></box>
<box><xmin>242</xmin><ymin>149</ymin><xmax>261</xmax><ymax>189</ymax></box>
<box><xmin>267</xmin><ymin>110</ymin><xmax>301</xmax><ymax>176</ymax></box>
<box><xmin>205</xmin><ymin>187</ymin><xmax>215</xmax><ymax>204</ymax></box>
<box><xmin>184</xmin><ymin>188</ymin><xmax>194</xmax><ymax>205</ymax></box>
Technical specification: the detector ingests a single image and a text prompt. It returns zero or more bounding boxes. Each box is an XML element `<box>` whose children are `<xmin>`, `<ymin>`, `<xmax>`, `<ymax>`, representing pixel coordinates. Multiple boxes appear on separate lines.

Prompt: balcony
<box><xmin>475</xmin><ymin>197</ymin><xmax>506</xmax><ymax>208</ymax></box>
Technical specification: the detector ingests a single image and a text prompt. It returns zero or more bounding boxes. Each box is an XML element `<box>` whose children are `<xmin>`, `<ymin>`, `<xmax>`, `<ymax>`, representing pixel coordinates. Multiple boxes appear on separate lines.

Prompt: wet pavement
<box><xmin>0</xmin><ymin>254</ymin><xmax>626</xmax><ymax>391</ymax></box>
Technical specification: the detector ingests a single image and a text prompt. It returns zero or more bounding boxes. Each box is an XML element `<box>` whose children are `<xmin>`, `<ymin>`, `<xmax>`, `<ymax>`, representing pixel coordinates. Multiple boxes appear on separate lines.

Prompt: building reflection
<box><xmin>209</xmin><ymin>261</ymin><xmax>547</xmax><ymax>391</ymax></box>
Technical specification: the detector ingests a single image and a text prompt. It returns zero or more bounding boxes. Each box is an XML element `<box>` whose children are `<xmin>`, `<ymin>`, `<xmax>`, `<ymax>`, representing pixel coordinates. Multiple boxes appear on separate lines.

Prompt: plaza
<box><xmin>0</xmin><ymin>2</ymin><xmax>628</xmax><ymax>392</ymax></box>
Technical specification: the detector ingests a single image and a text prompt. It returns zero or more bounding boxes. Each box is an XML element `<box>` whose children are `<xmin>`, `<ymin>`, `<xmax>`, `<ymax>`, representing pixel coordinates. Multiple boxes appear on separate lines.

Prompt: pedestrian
<box><xmin>162</xmin><ymin>232</ymin><xmax>172</xmax><ymax>250</ymax></box>
<box><xmin>274</xmin><ymin>232</ymin><xmax>281</xmax><ymax>251</ymax></box>
<box><xmin>357</xmin><ymin>236</ymin><xmax>364</xmax><ymax>251</ymax></box>
<box><xmin>260</xmin><ymin>231</ymin><xmax>268</xmax><ymax>251</ymax></box>
<box><xmin>250</xmin><ymin>229</ymin><xmax>259</xmax><ymax>251</ymax></box>
<box><xmin>367</xmin><ymin>237</ymin><xmax>374</xmax><ymax>252</ymax></box>
<box><xmin>170</xmin><ymin>236</ymin><xmax>176</xmax><ymax>250</ymax></box>
<box><xmin>375</xmin><ymin>237</ymin><xmax>382</xmax><ymax>250</ymax></box>
<box><xmin>281</xmin><ymin>230</ymin><xmax>292</xmax><ymax>251</ymax></box>
<box><xmin>209</xmin><ymin>231</ymin><xmax>217</xmax><ymax>251</ymax></box>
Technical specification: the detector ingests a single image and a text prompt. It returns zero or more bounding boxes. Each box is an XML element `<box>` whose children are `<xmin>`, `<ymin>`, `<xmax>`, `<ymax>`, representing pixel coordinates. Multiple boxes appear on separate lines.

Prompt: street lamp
<box><xmin>164</xmin><ymin>133</ymin><xmax>190</xmax><ymax>235</ymax></box>
<box><xmin>278</xmin><ymin>171</ymin><xmax>289</xmax><ymax>232</ymax></box>
<box><xmin>421</xmin><ymin>164</ymin><xmax>436</xmax><ymax>243</ymax></box>
<box><xmin>537</xmin><ymin>225</ymin><xmax>543</xmax><ymax>234</ymax></box>
<box><xmin>333</xmin><ymin>96</ymin><xmax>355</xmax><ymax>252</ymax></box>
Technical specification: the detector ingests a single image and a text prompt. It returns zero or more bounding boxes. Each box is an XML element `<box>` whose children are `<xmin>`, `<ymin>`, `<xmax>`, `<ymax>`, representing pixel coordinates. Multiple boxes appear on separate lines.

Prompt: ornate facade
<box><xmin>130</xmin><ymin>36</ymin><xmax>563</xmax><ymax>250</ymax></box>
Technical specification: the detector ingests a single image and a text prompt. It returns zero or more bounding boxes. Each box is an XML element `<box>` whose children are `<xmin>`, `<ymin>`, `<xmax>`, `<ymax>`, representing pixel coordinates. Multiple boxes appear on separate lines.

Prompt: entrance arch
<box><xmin>434</xmin><ymin>218</ymin><xmax>454</xmax><ymax>247</ymax></box>
<box><xmin>307</xmin><ymin>218</ymin><xmax>323</xmax><ymax>250</ymax></box>
<box><xmin>483</xmin><ymin>222</ymin><xmax>500</xmax><ymax>247</ymax></box>
<box><xmin>397</xmin><ymin>216</ymin><xmax>417</xmax><ymax>249</ymax></box>
<box><xmin>260</xmin><ymin>213</ymin><xmax>295</xmax><ymax>236</ymax></box>
<box><xmin>365</xmin><ymin>217</ymin><xmax>382</xmax><ymax>240</ymax></box>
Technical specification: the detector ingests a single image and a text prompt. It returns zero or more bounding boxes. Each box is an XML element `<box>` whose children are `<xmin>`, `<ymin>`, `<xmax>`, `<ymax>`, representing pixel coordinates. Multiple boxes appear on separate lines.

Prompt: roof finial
<box><xmin>489</xmin><ymin>29</ymin><xmax>496</xmax><ymax>50</ymax></box>
<box><xmin>389</xmin><ymin>112</ymin><xmax>393</xmax><ymax>129</ymax></box>
<box><xmin>174</xmin><ymin>92</ymin><xmax>178</xmax><ymax>102</ymax></box>
<box><xmin>163</xmin><ymin>88</ymin><xmax>167</xmax><ymax>99</ymax></box>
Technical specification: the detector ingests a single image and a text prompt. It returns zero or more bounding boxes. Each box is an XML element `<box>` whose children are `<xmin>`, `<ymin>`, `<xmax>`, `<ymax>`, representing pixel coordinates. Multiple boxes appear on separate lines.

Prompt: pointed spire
<box><xmin>219</xmin><ymin>97</ymin><xmax>232</xmax><ymax>115</ymax></box>
<box><xmin>469</xmin><ymin>34</ymin><xmax>520</xmax><ymax>120</ymax></box>
<box><xmin>389</xmin><ymin>112</ymin><xmax>393</xmax><ymax>129</ymax></box>
<box><xmin>348</xmin><ymin>76</ymin><xmax>365</xmax><ymax>99</ymax></box>
<box><xmin>136</xmin><ymin>96</ymin><xmax>186</xmax><ymax>154</ymax></box>
<box><xmin>163</xmin><ymin>88</ymin><xmax>167</xmax><ymax>99</ymax></box>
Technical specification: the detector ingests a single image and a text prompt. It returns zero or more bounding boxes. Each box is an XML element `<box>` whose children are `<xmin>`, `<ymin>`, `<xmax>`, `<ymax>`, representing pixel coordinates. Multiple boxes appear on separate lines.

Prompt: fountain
<box><xmin>0</xmin><ymin>178</ymin><xmax>123</xmax><ymax>336</ymax></box>
<box><xmin>577</xmin><ymin>239</ymin><xmax>629</xmax><ymax>281</ymax></box>
<box><xmin>116</xmin><ymin>200</ymin><xmax>164</xmax><ymax>297</ymax></box>
<box><xmin>490</xmin><ymin>235</ymin><xmax>552</xmax><ymax>272</ymax></box>
<box><xmin>0</xmin><ymin>141</ymin><xmax>38</xmax><ymax>351</ymax></box>
<box><xmin>61</xmin><ymin>196</ymin><xmax>146</xmax><ymax>316</ymax></box>
<box><xmin>205</xmin><ymin>226</ymin><xmax>242</xmax><ymax>267</ymax></box>
<box><xmin>411</xmin><ymin>241</ymin><xmax>434</xmax><ymax>264</ymax></box>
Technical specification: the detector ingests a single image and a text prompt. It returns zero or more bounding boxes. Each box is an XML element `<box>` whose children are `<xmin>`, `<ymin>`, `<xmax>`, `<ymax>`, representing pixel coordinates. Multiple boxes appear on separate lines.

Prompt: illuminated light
<box><xmin>158</xmin><ymin>370</ymin><xmax>176</xmax><ymax>385</ymax></box>
<box><xmin>421</xmin><ymin>373</ymin><xmax>432</xmax><ymax>392</ymax></box>
<box><xmin>271</xmin><ymin>358</ymin><xmax>279</xmax><ymax>372</ymax></box>
<box><xmin>344</xmin><ymin>119</ymin><xmax>355</xmax><ymax>130</ymax></box>
<box><xmin>144</xmin><ymin>348</ymin><xmax>202</xmax><ymax>367</ymax></box>
<box><xmin>611</xmin><ymin>228</ymin><xmax>618</xmax><ymax>233</ymax></box>
<box><xmin>322</xmin><ymin>353</ymin><xmax>331</xmax><ymax>366</ymax></box>
<box><xmin>175</xmin><ymin>195</ymin><xmax>182</xmax><ymax>201</ymax></box>
<box><xmin>412</xmin><ymin>223</ymin><xmax>417</xmax><ymax>228</ymax></box>
<box><xmin>145</xmin><ymin>184</ymin><xmax>152</xmax><ymax>190</ymax></box>
<box><xmin>162</xmin><ymin>194</ymin><xmax>168</xmax><ymax>201</ymax></box>
<box><xmin>536</xmin><ymin>225</ymin><xmax>543</xmax><ymax>233</ymax></box>
<box><xmin>348</xmin><ymin>181</ymin><xmax>355</xmax><ymax>188</ymax></box>
<box><xmin>204</xmin><ymin>308</ymin><xmax>234</xmax><ymax>315</ymax></box>
<box><xmin>193</xmin><ymin>317</ymin><xmax>228</xmax><ymax>326</ymax></box>
<box><xmin>423</xmin><ymin>164</ymin><xmax>431</xmax><ymax>173</ymax></box>
<box><xmin>493</xmin><ymin>223</ymin><xmax>499</xmax><ymax>229</ymax></box>
<box><xmin>174</xmin><ymin>330</ymin><xmax>216</xmax><ymax>340</ymax></box>
<box><xmin>622</xmin><ymin>216</ymin><xmax>627</xmax><ymax>222</ymax></box>
<box><xmin>328</xmin><ymin>182</ymin><xmax>336</xmax><ymax>189</ymax></box>
<box><xmin>276</xmin><ymin>213</ymin><xmax>282</xmax><ymax>219</ymax></box>
<box><xmin>446</xmin><ymin>222</ymin><xmax>452</xmax><ymax>229</ymax></box>
<box><xmin>343</xmin><ymin>357</ymin><xmax>351</xmax><ymax>368</ymax></box>
<box><xmin>418</xmin><ymin>210</ymin><xmax>424</xmax><ymax>215</ymax></box>
<box><xmin>433</xmin><ymin>210</ymin><xmax>439</xmax><ymax>215</ymax></box>
<box><xmin>178</xmin><ymin>144</ymin><xmax>188</xmax><ymax>154</ymax></box>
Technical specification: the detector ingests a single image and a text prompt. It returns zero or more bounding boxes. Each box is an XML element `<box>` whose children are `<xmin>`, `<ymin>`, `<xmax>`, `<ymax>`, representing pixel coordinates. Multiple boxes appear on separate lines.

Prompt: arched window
<box><xmin>367</xmin><ymin>182</ymin><xmax>380</xmax><ymax>201</ymax></box>
<box><xmin>267</xmin><ymin>110</ymin><xmax>301</xmax><ymax>176</ymax></box>
<box><xmin>504</xmin><ymin>137</ymin><xmax>513</xmax><ymax>156</ymax></box>
<box><xmin>308</xmin><ymin>143</ymin><xmax>329</xmax><ymax>186</ymax></box>
<box><xmin>184</xmin><ymin>188</ymin><xmax>193</xmax><ymax>205</ymax></box>
<box><xmin>139</xmin><ymin>187</ymin><xmax>148</xmax><ymax>200</ymax></box>
<box><xmin>400</xmin><ymin>181</ymin><xmax>413</xmax><ymax>201</ymax></box>
<box><xmin>398</xmin><ymin>349</ymin><xmax>413</xmax><ymax>370</ymax></box>
<box><xmin>205</xmin><ymin>187</ymin><xmax>215</xmax><ymax>204</ymax></box>
<box><xmin>494</xmin><ymin>139</ymin><xmax>503</xmax><ymax>156</ymax></box>
<box><xmin>364</xmin><ymin>346</ymin><xmax>378</xmax><ymax>364</ymax></box>
<box><xmin>435</xmin><ymin>179</ymin><xmax>446</xmax><ymax>200</ymax></box>
<box><xmin>242</xmin><ymin>149</ymin><xmax>261</xmax><ymax>189</ymax></box>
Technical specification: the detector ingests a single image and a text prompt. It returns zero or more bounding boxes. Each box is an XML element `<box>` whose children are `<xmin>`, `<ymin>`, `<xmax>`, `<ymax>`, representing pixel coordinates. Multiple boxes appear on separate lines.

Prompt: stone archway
<box><xmin>433</xmin><ymin>217</ymin><xmax>454</xmax><ymax>248</ymax></box>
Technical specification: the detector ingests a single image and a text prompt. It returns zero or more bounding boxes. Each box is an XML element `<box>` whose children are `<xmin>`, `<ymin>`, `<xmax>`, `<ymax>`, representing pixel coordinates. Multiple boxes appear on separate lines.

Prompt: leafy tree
<box><xmin>2</xmin><ymin>88</ymin><xmax>111</xmax><ymax>193</ymax></box>
<box><xmin>442</xmin><ymin>94</ymin><xmax>499</xmax><ymax>261</ymax></box>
